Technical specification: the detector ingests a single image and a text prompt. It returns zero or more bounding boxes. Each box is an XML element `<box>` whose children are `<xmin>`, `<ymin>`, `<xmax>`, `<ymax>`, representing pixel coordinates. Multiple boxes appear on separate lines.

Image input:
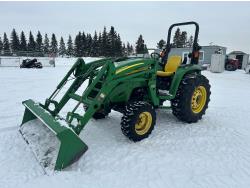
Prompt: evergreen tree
<box><xmin>74</xmin><ymin>32</ymin><xmax>82</xmax><ymax>57</ymax></box>
<box><xmin>3</xmin><ymin>32</ymin><xmax>11</xmax><ymax>55</ymax></box>
<box><xmin>157</xmin><ymin>39</ymin><xmax>166</xmax><ymax>49</ymax></box>
<box><xmin>126</xmin><ymin>42</ymin><xmax>131</xmax><ymax>55</ymax></box>
<box><xmin>135</xmin><ymin>35</ymin><xmax>147</xmax><ymax>54</ymax></box>
<box><xmin>43</xmin><ymin>33</ymin><xmax>50</xmax><ymax>55</ymax></box>
<box><xmin>36</xmin><ymin>31</ymin><xmax>43</xmax><ymax>52</ymax></box>
<box><xmin>10</xmin><ymin>29</ymin><xmax>20</xmax><ymax>53</ymax></box>
<box><xmin>180</xmin><ymin>31</ymin><xmax>187</xmax><ymax>47</ymax></box>
<box><xmin>98</xmin><ymin>32</ymin><xmax>102</xmax><ymax>56</ymax></box>
<box><xmin>187</xmin><ymin>35</ymin><xmax>194</xmax><ymax>47</ymax></box>
<box><xmin>122</xmin><ymin>43</ymin><xmax>126</xmax><ymax>56</ymax></box>
<box><xmin>50</xmin><ymin>33</ymin><xmax>58</xmax><ymax>55</ymax></box>
<box><xmin>126</xmin><ymin>42</ymin><xmax>134</xmax><ymax>55</ymax></box>
<box><xmin>66</xmin><ymin>35</ymin><xmax>74</xmax><ymax>56</ymax></box>
<box><xmin>107</xmin><ymin>26</ymin><xmax>116</xmax><ymax>56</ymax></box>
<box><xmin>27</xmin><ymin>31</ymin><xmax>36</xmax><ymax>52</ymax></box>
<box><xmin>92</xmin><ymin>31</ymin><xmax>99</xmax><ymax>57</ymax></box>
<box><xmin>87</xmin><ymin>34</ymin><xmax>93</xmax><ymax>56</ymax></box>
<box><xmin>59</xmin><ymin>37</ymin><xmax>66</xmax><ymax>56</ymax></box>
<box><xmin>115</xmin><ymin>34</ymin><xmax>123</xmax><ymax>56</ymax></box>
<box><xmin>20</xmin><ymin>31</ymin><xmax>27</xmax><ymax>52</ymax></box>
<box><xmin>81</xmin><ymin>32</ymin><xmax>86</xmax><ymax>56</ymax></box>
<box><xmin>101</xmin><ymin>27</ymin><xmax>108</xmax><ymax>56</ymax></box>
<box><xmin>0</xmin><ymin>37</ymin><xmax>3</xmax><ymax>53</ymax></box>
<box><xmin>172</xmin><ymin>28</ymin><xmax>181</xmax><ymax>48</ymax></box>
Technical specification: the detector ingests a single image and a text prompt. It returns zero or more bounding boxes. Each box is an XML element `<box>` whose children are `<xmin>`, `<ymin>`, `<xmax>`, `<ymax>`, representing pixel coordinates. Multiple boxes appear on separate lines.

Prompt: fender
<box><xmin>169</xmin><ymin>64</ymin><xmax>202</xmax><ymax>98</ymax></box>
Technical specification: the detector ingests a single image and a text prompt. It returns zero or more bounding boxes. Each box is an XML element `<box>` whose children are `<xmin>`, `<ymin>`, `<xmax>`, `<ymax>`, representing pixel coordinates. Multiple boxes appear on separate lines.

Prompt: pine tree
<box><xmin>3</xmin><ymin>32</ymin><xmax>11</xmax><ymax>55</ymax></box>
<box><xmin>187</xmin><ymin>35</ymin><xmax>194</xmax><ymax>47</ymax></box>
<box><xmin>173</xmin><ymin>28</ymin><xmax>181</xmax><ymax>48</ymax></box>
<box><xmin>98</xmin><ymin>32</ymin><xmax>102</xmax><ymax>56</ymax></box>
<box><xmin>27</xmin><ymin>31</ymin><xmax>36</xmax><ymax>52</ymax></box>
<box><xmin>126</xmin><ymin>42</ymin><xmax>131</xmax><ymax>55</ymax></box>
<box><xmin>0</xmin><ymin>37</ymin><xmax>3</xmax><ymax>54</ymax></box>
<box><xmin>81</xmin><ymin>32</ymin><xmax>86</xmax><ymax>56</ymax></box>
<box><xmin>122</xmin><ymin>43</ymin><xmax>126</xmax><ymax>56</ymax></box>
<box><xmin>66</xmin><ymin>35</ymin><xmax>74</xmax><ymax>56</ymax></box>
<box><xmin>74</xmin><ymin>32</ymin><xmax>82</xmax><ymax>57</ymax></box>
<box><xmin>59</xmin><ymin>37</ymin><xmax>66</xmax><ymax>56</ymax></box>
<box><xmin>85</xmin><ymin>33</ymin><xmax>92</xmax><ymax>56</ymax></box>
<box><xmin>20</xmin><ymin>31</ymin><xmax>27</xmax><ymax>52</ymax></box>
<box><xmin>10</xmin><ymin>29</ymin><xmax>20</xmax><ymax>53</ymax></box>
<box><xmin>92</xmin><ymin>31</ymin><xmax>99</xmax><ymax>57</ymax></box>
<box><xmin>115</xmin><ymin>34</ymin><xmax>122</xmax><ymax>56</ymax></box>
<box><xmin>136</xmin><ymin>35</ymin><xmax>147</xmax><ymax>54</ymax></box>
<box><xmin>180</xmin><ymin>31</ymin><xmax>187</xmax><ymax>47</ymax></box>
<box><xmin>131</xmin><ymin>45</ymin><xmax>134</xmax><ymax>54</ymax></box>
<box><xmin>43</xmin><ymin>33</ymin><xmax>50</xmax><ymax>55</ymax></box>
<box><xmin>101</xmin><ymin>27</ymin><xmax>108</xmax><ymax>56</ymax></box>
<box><xmin>36</xmin><ymin>31</ymin><xmax>43</xmax><ymax>52</ymax></box>
<box><xmin>50</xmin><ymin>33</ymin><xmax>58</xmax><ymax>55</ymax></box>
<box><xmin>126</xmin><ymin>43</ymin><xmax>134</xmax><ymax>55</ymax></box>
<box><xmin>157</xmin><ymin>39</ymin><xmax>166</xmax><ymax>49</ymax></box>
<box><xmin>107</xmin><ymin>26</ymin><xmax>117</xmax><ymax>56</ymax></box>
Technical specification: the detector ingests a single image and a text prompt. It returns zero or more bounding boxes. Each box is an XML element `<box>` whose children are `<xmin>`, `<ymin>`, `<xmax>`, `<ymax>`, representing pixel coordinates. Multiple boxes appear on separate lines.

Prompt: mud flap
<box><xmin>20</xmin><ymin>99</ymin><xmax>88</xmax><ymax>171</ymax></box>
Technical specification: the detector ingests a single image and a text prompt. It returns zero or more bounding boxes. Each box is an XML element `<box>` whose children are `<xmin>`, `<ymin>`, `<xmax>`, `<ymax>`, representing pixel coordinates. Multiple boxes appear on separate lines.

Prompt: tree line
<box><xmin>0</xmin><ymin>26</ymin><xmax>195</xmax><ymax>57</ymax></box>
<box><xmin>0</xmin><ymin>26</ymin><xmax>135</xmax><ymax>57</ymax></box>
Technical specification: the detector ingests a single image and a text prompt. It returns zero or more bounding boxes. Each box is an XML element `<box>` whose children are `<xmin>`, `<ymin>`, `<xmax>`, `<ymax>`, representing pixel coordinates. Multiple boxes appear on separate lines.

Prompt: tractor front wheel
<box><xmin>121</xmin><ymin>101</ymin><xmax>156</xmax><ymax>142</ymax></box>
<box><xmin>171</xmin><ymin>74</ymin><xmax>211</xmax><ymax>123</ymax></box>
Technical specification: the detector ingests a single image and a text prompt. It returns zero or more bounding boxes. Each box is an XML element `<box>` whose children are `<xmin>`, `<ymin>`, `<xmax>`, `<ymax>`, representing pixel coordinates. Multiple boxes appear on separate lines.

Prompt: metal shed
<box><xmin>228</xmin><ymin>51</ymin><xmax>249</xmax><ymax>69</ymax></box>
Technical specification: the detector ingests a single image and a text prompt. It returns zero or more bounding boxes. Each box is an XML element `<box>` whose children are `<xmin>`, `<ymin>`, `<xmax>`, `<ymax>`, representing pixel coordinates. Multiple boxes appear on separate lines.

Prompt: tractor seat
<box><xmin>157</xmin><ymin>56</ymin><xmax>182</xmax><ymax>77</ymax></box>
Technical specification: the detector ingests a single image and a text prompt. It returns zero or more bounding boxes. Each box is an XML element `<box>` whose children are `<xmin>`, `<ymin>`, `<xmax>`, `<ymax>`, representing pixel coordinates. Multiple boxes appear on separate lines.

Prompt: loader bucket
<box><xmin>20</xmin><ymin>99</ymin><xmax>88</xmax><ymax>171</ymax></box>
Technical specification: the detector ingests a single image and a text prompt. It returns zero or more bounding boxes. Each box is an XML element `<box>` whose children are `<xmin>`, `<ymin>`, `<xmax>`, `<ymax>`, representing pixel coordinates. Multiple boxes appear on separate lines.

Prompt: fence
<box><xmin>0</xmin><ymin>56</ymin><xmax>55</xmax><ymax>67</ymax></box>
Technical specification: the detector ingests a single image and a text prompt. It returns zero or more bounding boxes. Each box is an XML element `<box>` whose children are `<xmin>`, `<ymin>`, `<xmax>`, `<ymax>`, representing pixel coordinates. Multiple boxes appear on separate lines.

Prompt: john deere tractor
<box><xmin>20</xmin><ymin>21</ymin><xmax>211</xmax><ymax>171</ymax></box>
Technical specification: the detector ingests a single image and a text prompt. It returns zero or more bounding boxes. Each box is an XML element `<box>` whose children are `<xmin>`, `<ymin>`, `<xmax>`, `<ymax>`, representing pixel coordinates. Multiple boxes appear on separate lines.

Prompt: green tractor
<box><xmin>20</xmin><ymin>21</ymin><xmax>211</xmax><ymax>171</ymax></box>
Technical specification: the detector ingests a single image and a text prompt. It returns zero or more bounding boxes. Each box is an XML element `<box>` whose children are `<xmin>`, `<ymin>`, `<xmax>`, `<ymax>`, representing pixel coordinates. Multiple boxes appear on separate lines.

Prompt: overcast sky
<box><xmin>0</xmin><ymin>1</ymin><xmax>249</xmax><ymax>53</ymax></box>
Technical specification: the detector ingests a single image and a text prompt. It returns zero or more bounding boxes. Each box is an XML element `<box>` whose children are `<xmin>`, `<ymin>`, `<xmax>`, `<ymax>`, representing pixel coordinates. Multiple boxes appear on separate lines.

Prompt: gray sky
<box><xmin>0</xmin><ymin>1</ymin><xmax>249</xmax><ymax>53</ymax></box>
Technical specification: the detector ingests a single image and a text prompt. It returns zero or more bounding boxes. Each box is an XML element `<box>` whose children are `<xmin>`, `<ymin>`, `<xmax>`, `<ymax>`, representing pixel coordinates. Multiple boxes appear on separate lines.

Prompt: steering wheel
<box><xmin>150</xmin><ymin>52</ymin><xmax>161</xmax><ymax>60</ymax></box>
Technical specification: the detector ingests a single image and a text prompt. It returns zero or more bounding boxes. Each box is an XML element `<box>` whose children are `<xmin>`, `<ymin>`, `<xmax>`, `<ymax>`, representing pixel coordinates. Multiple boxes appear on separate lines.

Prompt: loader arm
<box><xmin>20</xmin><ymin>58</ymin><xmax>115</xmax><ymax>171</ymax></box>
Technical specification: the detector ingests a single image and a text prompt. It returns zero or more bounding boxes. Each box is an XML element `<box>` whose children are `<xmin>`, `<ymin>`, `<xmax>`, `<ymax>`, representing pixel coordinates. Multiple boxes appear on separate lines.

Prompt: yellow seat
<box><xmin>157</xmin><ymin>56</ymin><xmax>182</xmax><ymax>77</ymax></box>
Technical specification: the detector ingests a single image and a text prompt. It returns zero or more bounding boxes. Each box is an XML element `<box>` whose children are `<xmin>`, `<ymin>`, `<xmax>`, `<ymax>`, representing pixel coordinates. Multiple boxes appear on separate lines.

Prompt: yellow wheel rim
<box><xmin>135</xmin><ymin>112</ymin><xmax>152</xmax><ymax>135</ymax></box>
<box><xmin>191</xmin><ymin>86</ymin><xmax>207</xmax><ymax>114</ymax></box>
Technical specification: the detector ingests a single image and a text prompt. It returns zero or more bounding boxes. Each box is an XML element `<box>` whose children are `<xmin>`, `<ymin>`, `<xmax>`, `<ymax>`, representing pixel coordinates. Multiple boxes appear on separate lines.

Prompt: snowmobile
<box><xmin>20</xmin><ymin>58</ymin><xmax>43</xmax><ymax>69</ymax></box>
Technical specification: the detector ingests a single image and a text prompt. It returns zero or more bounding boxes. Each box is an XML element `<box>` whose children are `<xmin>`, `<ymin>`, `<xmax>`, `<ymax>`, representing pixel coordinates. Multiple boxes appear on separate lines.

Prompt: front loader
<box><xmin>20</xmin><ymin>21</ymin><xmax>211</xmax><ymax>171</ymax></box>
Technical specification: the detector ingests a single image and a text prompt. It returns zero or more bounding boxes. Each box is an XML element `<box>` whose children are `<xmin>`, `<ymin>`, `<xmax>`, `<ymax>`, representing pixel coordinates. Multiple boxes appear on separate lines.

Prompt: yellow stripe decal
<box><xmin>115</xmin><ymin>63</ymin><xmax>144</xmax><ymax>74</ymax></box>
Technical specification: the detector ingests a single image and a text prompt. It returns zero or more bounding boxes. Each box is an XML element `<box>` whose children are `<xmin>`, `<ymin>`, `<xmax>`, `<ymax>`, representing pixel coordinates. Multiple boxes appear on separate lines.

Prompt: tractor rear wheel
<box><xmin>121</xmin><ymin>101</ymin><xmax>156</xmax><ymax>142</ymax></box>
<box><xmin>171</xmin><ymin>74</ymin><xmax>211</xmax><ymax>123</ymax></box>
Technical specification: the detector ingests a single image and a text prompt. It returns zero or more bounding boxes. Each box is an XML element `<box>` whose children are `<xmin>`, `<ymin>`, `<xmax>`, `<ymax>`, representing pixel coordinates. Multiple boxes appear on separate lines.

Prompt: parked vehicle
<box><xmin>20</xmin><ymin>58</ymin><xmax>43</xmax><ymax>69</ymax></box>
<box><xmin>225</xmin><ymin>56</ymin><xmax>239</xmax><ymax>71</ymax></box>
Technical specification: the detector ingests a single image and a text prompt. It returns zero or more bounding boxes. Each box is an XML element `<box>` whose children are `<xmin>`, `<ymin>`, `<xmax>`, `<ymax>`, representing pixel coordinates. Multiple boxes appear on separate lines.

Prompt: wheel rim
<box><xmin>135</xmin><ymin>112</ymin><xmax>152</xmax><ymax>135</ymax></box>
<box><xmin>191</xmin><ymin>86</ymin><xmax>207</xmax><ymax>114</ymax></box>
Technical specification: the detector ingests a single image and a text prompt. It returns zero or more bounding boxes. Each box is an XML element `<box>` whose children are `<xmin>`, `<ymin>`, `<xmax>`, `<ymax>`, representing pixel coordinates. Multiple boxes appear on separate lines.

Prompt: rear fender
<box><xmin>169</xmin><ymin>65</ymin><xmax>201</xmax><ymax>97</ymax></box>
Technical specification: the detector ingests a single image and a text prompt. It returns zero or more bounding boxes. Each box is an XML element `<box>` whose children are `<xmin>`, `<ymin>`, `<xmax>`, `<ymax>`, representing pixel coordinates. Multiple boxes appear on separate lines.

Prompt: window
<box><xmin>182</xmin><ymin>50</ymin><xmax>205</xmax><ymax>62</ymax></box>
<box><xmin>199</xmin><ymin>51</ymin><xmax>204</xmax><ymax>61</ymax></box>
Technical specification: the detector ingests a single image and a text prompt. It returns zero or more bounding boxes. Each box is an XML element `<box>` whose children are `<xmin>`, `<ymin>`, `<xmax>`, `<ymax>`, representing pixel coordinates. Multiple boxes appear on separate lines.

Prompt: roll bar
<box><xmin>163</xmin><ymin>21</ymin><xmax>200</xmax><ymax>65</ymax></box>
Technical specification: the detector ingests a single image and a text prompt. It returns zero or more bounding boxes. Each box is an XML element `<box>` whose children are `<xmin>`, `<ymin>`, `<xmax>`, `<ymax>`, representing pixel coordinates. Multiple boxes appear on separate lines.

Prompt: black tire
<box><xmin>171</xmin><ymin>74</ymin><xmax>211</xmax><ymax>123</ymax></box>
<box><xmin>225</xmin><ymin>63</ymin><xmax>235</xmax><ymax>71</ymax></box>
<box><xmin>84</xmin><ymin>105</ymin><xmax>110</xmax><ymax>120</ymax></box>
<box><xmin>121</xmin><ymin>101</ymin><xmax>156</xmax><ymax>142</ymax></box>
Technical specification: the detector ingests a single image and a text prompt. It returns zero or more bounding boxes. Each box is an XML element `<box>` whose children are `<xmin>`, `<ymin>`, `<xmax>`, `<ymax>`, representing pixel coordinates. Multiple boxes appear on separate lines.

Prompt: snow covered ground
<box><xmin>0</xmin><ymin>58</ymin><xmax>250</xmax><ymax>188</ymax></box>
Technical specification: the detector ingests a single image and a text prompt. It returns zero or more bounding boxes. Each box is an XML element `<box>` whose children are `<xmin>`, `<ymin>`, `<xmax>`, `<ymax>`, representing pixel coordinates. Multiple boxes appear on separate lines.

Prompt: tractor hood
<box><xmin>114</xmin><ymin>58</ymin><xmax>150</xmax><ymax>75</ymax></box>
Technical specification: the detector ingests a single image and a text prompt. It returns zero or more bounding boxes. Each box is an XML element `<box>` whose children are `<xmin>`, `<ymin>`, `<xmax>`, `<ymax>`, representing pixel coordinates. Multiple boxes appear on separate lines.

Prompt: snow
<box><xmin>1</xmin><ymin>58</ymin><xmax>250</xmax><ymax>188</ymax></box>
